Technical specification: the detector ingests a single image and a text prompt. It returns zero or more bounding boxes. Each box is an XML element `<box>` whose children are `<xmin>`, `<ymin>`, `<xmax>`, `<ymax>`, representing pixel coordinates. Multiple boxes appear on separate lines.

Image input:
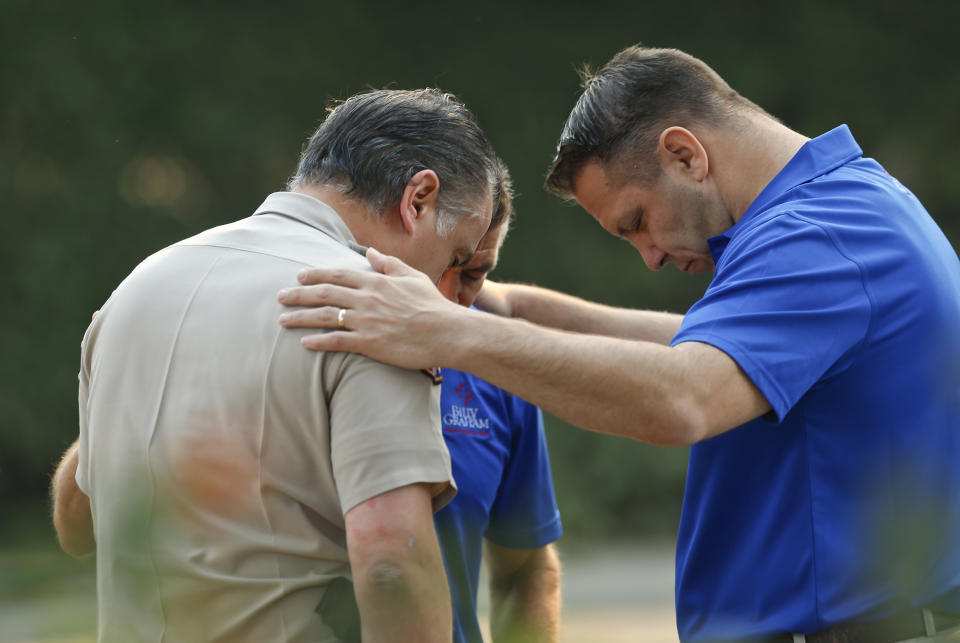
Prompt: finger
<box><xmin>300</xmin><ymin>330</ymin><xmax>365</xmax><ymax>354</ymax></box>
<box><xmin>277</xmin><ymin>283</ymin><xmax>362</xmax><ymax>308</ymax></box>
<box><xmin>279</xmin><ymin>306</ymin><xmax>344</xmax><ymax>330</ymax></box>
<box><xmin>296</xmin><ymin>265</ymin><xmax>374</xmax><ymax>288</ymax></box>
<box><xmin>366</xmin><ymin>247</ymin><xmax>422</xmax><ymax>277</ymax></box>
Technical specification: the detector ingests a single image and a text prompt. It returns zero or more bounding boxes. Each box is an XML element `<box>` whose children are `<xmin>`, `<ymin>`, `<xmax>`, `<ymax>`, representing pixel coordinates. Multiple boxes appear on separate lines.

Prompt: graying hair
<box><xmin>288</xmin><ymin>88</ymin><xmax>500</xmax><ymax>236</ymax></box>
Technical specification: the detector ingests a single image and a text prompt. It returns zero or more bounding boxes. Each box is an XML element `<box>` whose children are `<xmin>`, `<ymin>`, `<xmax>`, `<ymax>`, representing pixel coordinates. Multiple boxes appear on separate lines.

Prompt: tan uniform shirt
<box><xmin>76</xmin><ymin>192</ymin><xmax>455</xmax><ymax>642</ymax></box>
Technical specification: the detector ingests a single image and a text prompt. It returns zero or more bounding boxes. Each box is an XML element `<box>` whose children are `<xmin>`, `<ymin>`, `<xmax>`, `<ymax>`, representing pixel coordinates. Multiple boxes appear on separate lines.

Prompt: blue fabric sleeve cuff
<box><xmin>485</xmin><ymin>513</ymin><xmax>563</xmax><ymax>550</ymax></box>
<box><xmin>671</xmin><ymin>333</ymin><xmax>791</xmax><ymax>422</ymax></box>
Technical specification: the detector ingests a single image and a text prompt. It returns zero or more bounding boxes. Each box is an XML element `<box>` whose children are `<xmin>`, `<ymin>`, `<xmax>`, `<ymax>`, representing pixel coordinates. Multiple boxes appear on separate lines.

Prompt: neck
<box><xmin>711</xmin><ymin>113</ymin><xmax>809</xmax><ymax>223</ymax></box>
<box><xmin>291</xmin><ymin>183</ymin><xmax>395</xmax><ymax>247</ymax></box>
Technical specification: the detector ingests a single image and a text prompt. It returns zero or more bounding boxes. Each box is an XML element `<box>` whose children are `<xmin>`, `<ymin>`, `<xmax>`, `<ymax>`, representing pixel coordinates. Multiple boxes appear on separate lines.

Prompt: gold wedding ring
<box><xmin>337</xmin><ymin>308</ymin><xmax>347</xmax><ymax>329</ymax></box>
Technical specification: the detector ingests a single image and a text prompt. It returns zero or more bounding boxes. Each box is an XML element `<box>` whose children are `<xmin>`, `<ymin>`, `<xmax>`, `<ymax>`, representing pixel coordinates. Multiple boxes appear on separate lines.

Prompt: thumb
<box><xmin>366</xmin><ymin>247</ymin><xmax>419</xmax><ymax>277</ymax></box>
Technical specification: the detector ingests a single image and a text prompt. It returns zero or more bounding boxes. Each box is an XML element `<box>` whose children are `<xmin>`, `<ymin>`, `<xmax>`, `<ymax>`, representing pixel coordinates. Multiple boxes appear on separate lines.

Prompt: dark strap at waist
<box><xmin>766</xmin><ymin>609</ymin><xmax>960</xmax><ymax>643</ymax></box>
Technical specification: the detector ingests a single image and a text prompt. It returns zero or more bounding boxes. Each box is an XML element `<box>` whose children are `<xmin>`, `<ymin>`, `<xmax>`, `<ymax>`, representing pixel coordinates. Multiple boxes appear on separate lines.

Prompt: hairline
<box><xmin>291</xmin><ymin>171</ymin><xmax>496</xmax><ymax>240</ymax></box>
<box><xmin>545</xmin><ymin>45</ymin><xmax>771</xmax><ymax>200</ymax></box>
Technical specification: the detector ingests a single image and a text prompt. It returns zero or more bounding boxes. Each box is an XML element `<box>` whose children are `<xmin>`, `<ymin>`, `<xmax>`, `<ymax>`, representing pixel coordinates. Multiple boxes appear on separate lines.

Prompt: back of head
<box><xmin>545</xmin><ymin>45</ymin><xmax>767</xmax><ymax>197</ymax></box>
<box><xmin>490</xmin><ymin>157</ymin><xmax>515</xmax><ymax>232</ymax></box>
<box><xmin>289</xmin><ymin>88</ymin><xmax>499</xmax><ymax>235</ymax></box>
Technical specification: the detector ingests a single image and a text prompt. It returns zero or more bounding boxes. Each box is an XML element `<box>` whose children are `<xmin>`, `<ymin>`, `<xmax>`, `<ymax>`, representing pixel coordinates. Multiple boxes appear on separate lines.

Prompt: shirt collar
<box><xmin>253</xmin><ymin>191</ymin><xmax>366</xmax><ymax>253</ymax></box>
<box><xmin>707</xmin><ymin>125</ymin><xmax>863</xmax><ymax>261</ymax></box>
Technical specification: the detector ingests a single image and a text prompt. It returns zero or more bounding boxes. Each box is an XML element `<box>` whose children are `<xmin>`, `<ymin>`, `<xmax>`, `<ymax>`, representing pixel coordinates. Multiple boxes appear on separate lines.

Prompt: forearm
<box><xmin>346</xmin><ymin>484</ymin><xmax>452</xmax><ymax>642</ymax></box>
<box><xmin>51</xmin><ymin>440</ymin><xmax>95</xmax><ymax>557</ymax></box>
<box><xmin>353</xmin><ymin>541</ymin><xmax>451</xmax><ymax>642</ymax></box>
<box><xmin>501</xmin><ymin>283</ymin><xmax>683</xmax><ymax>345</ymax></box>
<box><xmin>489</xmin><ymin>548</ymin><xmax>561</xmax><ymax>643</ymax></box>
<box><xmin>283</xmin><ymin>256</ymin><xmax>768</xmax><ymax>441</ymax></box>
<box><xmin>439</xmin><ymin>308</ymin><xmax>706</xmax><ymax>445</ymax></box>
<box><xmin>353</xmin><ymin>557</ymin><xmax>450</xmax><ymax>642</ymax></box>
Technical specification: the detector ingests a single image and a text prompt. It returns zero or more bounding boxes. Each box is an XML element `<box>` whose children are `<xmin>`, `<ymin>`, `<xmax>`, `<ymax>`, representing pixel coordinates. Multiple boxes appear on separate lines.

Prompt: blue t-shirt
<box><xmin>435</xmin><ymin>367</ymin><xmax>563</xmax><ymax>643</ymax></box>
<box><xmin>671</xmin><ymin>126</ymin><xmax>960</xmax><ymax>642</ymax></box>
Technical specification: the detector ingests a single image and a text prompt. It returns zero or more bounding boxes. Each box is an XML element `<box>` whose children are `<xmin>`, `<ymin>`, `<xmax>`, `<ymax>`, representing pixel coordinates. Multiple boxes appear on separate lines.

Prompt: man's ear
<box><xmin>658</xmin><ymin>127</ymin><xmax>709</xmax><ymax>182</ymax></box>
<box><xmin>398</xmin><ymin>169</ymin><xmax>440</xmax><ymax>234</ymax></box>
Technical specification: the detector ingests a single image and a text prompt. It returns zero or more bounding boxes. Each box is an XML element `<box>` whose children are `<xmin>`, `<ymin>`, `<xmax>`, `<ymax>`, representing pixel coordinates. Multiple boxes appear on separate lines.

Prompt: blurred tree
<box><xmin>2</xmin><ymin>0</ymin><xmax>957</xmax><ymax>539</ymax></box>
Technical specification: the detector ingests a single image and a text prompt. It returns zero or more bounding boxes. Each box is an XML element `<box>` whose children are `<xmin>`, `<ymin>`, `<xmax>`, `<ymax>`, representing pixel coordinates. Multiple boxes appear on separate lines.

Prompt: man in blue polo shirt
<box><xmin>435</xmin><ymin>185</ymin><xmax>563</xmax><ymax>643</ymax></box>
<box><xmin>278</xmin><ymin>46</ymin><xmax>960</xmax><ymax>642</ymax></box>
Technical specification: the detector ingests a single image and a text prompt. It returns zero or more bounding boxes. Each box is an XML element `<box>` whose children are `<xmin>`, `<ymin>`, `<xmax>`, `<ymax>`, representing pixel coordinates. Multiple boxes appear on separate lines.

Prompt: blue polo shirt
<box><xmin>671</xmin><ymin>126</ymin><xmax>960</xmax><ymax>642</ymax></box>
<box><xmin>434</xmin><ymin>366</ymin><xmax>563</xmax><ymax>643</ymax></box>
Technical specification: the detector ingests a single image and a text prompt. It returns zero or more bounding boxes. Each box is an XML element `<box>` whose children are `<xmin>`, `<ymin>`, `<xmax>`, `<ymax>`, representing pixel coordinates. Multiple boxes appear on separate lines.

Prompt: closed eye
<box><xmin>616</xmin><ymin>211</ymin><xmax>643</xmax><ymax>237</ymax></box>
<box><xmin>449</xmin><ymin>253</ymin><xmax>474</xmax><ymax>269</ymax></box>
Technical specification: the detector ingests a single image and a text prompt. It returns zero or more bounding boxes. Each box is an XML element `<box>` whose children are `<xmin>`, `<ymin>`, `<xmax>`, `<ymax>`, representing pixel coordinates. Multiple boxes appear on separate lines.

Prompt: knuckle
<box><xmin>303</xmin><ymin>333</ymin><xmax>325</xmax><ymax>350</ymax></box>
<box><xmin>307</xmin><ymin>285</ymin><xmax>328</xmax><ymax>304</ymax></box>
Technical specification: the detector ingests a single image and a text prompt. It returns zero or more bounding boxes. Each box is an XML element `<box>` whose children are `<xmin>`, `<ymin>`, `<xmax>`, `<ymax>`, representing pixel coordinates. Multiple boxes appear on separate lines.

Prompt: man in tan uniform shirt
<box><xmin>51</xmin><ymin>88</ymin><xmax>504</xmax><ymax>642</ymax></box>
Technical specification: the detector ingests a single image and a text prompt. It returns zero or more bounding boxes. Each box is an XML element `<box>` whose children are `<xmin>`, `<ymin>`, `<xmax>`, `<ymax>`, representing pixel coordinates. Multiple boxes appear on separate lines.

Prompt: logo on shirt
<box><xmin>882</xmin><ymin>166</ymin><xmax>914</xmax><ymax>196</ymax></box>
<box><xmin>443</xmin><ymin>382</ymin><xmax>490</xmax><ymax>437</ymax></box>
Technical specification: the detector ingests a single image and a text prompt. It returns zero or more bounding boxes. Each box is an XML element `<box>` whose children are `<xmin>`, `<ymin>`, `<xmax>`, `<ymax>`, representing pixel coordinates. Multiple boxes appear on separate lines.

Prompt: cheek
<box><xmin>424</xmin><ymin>255</ymin><xmax>451</xmax><ymax>285</ymax></box>
<box><xmin>458</xmin><ymin>278</ymin><xmax>484</xmax><ymax>307</ymax></box>
<box><xmin>436</xmin><ymin>271</ymin><xmax>459</xmax><ymax>302</ymax></box>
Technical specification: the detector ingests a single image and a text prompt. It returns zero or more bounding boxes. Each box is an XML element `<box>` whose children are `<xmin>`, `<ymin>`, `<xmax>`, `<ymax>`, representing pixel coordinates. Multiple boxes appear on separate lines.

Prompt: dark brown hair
<box><xmin>490</xmin><ymin>158</ymin><xmax>514</xmax><ymax>231</ymax></box>
<box><xmin>545</xmin><ymin>45</ymin><xmax>763</xmax><ymax>198</ymax></box>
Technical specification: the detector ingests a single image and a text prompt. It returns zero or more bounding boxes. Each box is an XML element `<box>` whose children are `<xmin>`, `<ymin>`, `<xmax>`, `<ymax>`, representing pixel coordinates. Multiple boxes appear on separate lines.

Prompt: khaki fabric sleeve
<box><xmin>328</xmin><ymin>354</ymin><xmax>455</xmax><ymax>515</ymax></box>
<box><xmin>75</xmin><ymin>328</ymin><xmax>93</xmax><ymax>496</ymax></box>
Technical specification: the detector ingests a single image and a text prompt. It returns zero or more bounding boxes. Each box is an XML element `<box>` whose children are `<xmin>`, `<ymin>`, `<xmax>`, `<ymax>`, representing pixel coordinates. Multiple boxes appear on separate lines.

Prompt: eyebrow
<box><xmin>467</xmin><ymin>260</ymin><xmax>495</xmax><ymax>274</ymax></box>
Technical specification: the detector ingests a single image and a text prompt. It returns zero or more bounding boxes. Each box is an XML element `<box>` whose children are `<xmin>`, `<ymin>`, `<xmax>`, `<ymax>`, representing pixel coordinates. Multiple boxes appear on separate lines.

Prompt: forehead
<box><xmin>476</xmin><ymin>190</ymin><xmax>495</xmax><ymax>227</ymax></box>
<box><xmin>479</xmin><ymin>222</ymin><xmax>508</xmax><ymax>251</ymax></box>
<box><xmin>463</xmin><ymin>223</ymin><xmax>506</xmax><ymax>271</ymax></box>
<box><xmin>452</xmin><ymin>196</ymin><xmax>494</xmax><ymax>242</ymax></box>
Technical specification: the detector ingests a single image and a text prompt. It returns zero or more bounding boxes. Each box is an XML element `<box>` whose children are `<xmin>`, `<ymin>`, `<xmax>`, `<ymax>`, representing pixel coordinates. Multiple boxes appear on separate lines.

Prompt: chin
<box><xmin>690</xmin><ymin>260</ymin><xmax>714</xmax><ymax>275</ymax></box>
<box><xmin>678</xmin><ymin>259</ymin><xmax>711</xmax><ymax>275</ymax></box>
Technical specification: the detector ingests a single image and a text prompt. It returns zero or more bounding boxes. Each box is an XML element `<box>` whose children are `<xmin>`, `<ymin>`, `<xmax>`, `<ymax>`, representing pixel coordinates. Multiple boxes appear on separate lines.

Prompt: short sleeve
<box><xmin>75</xmin><ymin>329</ymin><xmax>93</xmax><ymax>495</ymax></box>
<box><xmin>485</xmin><ymin>400</ymin><xmax>563</xmax><ymax>549</ymax></box>
<box><xmin>329</xmin><ymin>355</ymin><xmax>455</xmax><ymax>515</ymax></box>
<box><xmin>671</xmin><ymin>213</ymin><xmax>872</xmax><ymax>421</ymax></box>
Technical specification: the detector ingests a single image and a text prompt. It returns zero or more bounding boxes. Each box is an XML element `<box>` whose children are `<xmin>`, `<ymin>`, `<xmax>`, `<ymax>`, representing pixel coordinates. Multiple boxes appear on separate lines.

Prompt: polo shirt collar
<box><xmin>253</xmin><ymin>191</ymin><xmax>360</xmax><ymax>248</ymax></box>
<box><xmin>707</xmin><ymin>125</ymin><xmax>863</xmax><ymax>261</ymax></box>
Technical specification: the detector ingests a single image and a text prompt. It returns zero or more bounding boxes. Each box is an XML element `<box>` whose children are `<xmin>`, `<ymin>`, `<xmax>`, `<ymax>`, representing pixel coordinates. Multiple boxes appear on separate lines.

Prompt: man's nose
<box><xmin>457</xmin><ymin>279</ymin><xmax>483</xmax><ymax>308</ymax></box>
<box><xmin>637</xmin><ymin>244</ymin><xmax>666</xmax><ymax>272</ymax></box>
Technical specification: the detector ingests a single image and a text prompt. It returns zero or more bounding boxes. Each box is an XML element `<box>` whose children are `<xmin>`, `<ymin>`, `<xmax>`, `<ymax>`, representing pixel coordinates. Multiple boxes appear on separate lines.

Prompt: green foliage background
<box><xmin>3</xmin><ymin>1</ymin><xmax>958</xmax><ymax>541</ymax></box>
